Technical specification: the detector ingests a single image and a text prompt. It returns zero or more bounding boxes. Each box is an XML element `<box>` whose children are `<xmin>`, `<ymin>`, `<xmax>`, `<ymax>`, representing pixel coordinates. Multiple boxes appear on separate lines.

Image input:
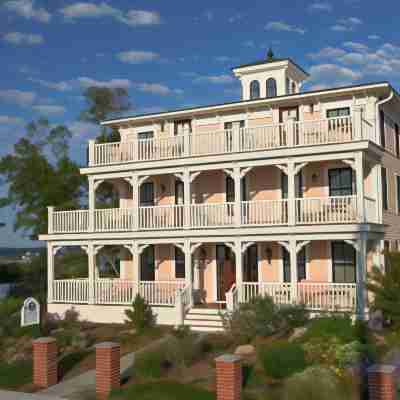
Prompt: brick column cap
<box><xmin>33</xmin><ymin>337</ymin><xmax>57</xmax><ymax>344</ymax></box>
<box><xmin>95</xmin><ymin>341</ymin><xmax>120</xmax><ymax>349</ymax></box>
<box><xmin>367</xmin><ymin>364</ymin><xmax>397</xmax><ymax>374</ymax></box>
<box><xmin>215</xmin><ymin>354</ymin><xmax>241</xmax><ymax>363</ymax></box>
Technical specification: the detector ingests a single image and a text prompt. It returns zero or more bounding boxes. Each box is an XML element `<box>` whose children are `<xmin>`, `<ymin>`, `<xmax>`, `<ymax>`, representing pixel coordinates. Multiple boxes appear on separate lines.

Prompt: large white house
<box><xmin>39</xmin><ymin>51</ymin><xmax>400</xmax><ymax>331</ymax></box>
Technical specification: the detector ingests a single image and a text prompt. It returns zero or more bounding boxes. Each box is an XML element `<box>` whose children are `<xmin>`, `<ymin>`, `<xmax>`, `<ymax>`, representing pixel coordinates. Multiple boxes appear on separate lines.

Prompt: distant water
<box><xmin>0</xmin><ymin>283</ymin><xmax>12</xmax><ymax>299</ymax></box>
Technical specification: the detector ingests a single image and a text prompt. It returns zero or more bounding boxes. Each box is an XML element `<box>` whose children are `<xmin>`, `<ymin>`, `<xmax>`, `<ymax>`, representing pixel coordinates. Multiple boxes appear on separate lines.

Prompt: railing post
<box><xmin>226</xmin><ymin>289</ymin><xmax>234</xmax><ymax>312</ymax></box>
<box><xmin>233</xmin><ymin>166</ymin><xmax>241</xmax><ymax>227</ymax></box>
<box><xmin>355</xmin><ymin>152</ymin><xmax>365</xmax><ymax>223</ymax></box>
<box><xmin>47</xmin><ymin>243</ymin><xmax>54</xmax><ymax>303</ymax></box>
<box><xmin>88</xmin><ymin>139</ymin><xmax>95</xmax><ymax>166</ymax></box>
<box><xmin>287</xmin><ymin>117</ymin><xmax>296</xmax><ymax>147</ymax></box>
<box><xmin>175</xmin><ymin>289</ymin><xmax>184</xmax><ymax>326</ymax></box>
<box><xmin>88</xmin><ymin>243</ymin><xmax>96</xmax><ymax>305</ymax></box>
<box><xmin>287</xmin><ymin>162</ymin><xmax>296</xmax><ymax>226</ymax></box>
<box><xmin>352</xmin><ymin>106</ymin><xmax>363</xmax><ymax>140</ymax></box>
<box><xmin>131</xmin><ymin>174</ymin><xmax>139</xmax><ymax>231</ymax></box>
<box><xmin>184</xmin><ymin>133</ymin><xmax>190</xmax><ymax>157</ymax></box>
<box><xmin>47</xmin><ymin>206</ymin><xmax>54</xmax><ymax>234</ymax></box>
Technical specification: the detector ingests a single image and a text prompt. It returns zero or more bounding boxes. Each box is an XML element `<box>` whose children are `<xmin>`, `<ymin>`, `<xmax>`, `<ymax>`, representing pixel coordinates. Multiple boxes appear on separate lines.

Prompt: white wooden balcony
<box><xmin>89</xmin><ymin>116</ymin><xmax>375</xmax><ymax>166</ymax></box>
<box><xmin>52</xmin><ymin>278</ymin><xmax>356</xmax><ymax>312</ymax></box>
<box><xmin>49</xmin><ymin>195</ymin><xmax>376</xmax><ymax>234</ymax></box>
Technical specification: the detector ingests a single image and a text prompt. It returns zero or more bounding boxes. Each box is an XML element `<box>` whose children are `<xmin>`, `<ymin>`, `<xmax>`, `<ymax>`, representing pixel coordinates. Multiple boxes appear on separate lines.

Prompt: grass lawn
<box><xmin>111</xmin><ymin>380</ymin><xmax>215</xmax><ymax>400</ymax></box>
<box><xmin>0</xmin><ymin>360</ymin><xmax>32</xmax><ymax>390</ymax></box>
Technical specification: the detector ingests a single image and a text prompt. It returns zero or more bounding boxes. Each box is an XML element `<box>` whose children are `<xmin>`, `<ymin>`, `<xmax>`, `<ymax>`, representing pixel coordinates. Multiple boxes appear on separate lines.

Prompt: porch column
<box><xmin>88</xmin><ymin>243</ymin><xmax>96</xmax><ymax>305</ymax></box>
<box><xmin>287</xmin><ymin>162</ymin><xmax>296</xmax><ymax>226</ymax></box>
<box><xmin>356</xmin><ymin>233</ymin><xmax>367</xmax><ymax>319</ymax></box>
<box><xmin>353</xmin><ymin>106</ymin><xmax>363</xmax><ymax>140</ymax></box>
<box><xmin>131</xmin><ymin>174</ymin><xmax>139</xmax><ymax>231</ymax></box>
<box><xmin>234</xmin><ymin>240</ymin><xmax>243</xmax><ymax>301</ymax></box>
<box><xmin>233</xmin><ymin>166</ymin><xmax>241</xmax><ymax>226</ymax></box>
<box><xmin>183</xmin><ymin>170</ymin><xmax>191</xmax><ymax>229</ymax></box>
<box><xmin>88</xmin><ymin>177</ymin><xmax>95</xmax><ymax>232</ymax></box>
<box><xmin>193</xmin><ymin>250</ymin><xmax>201</xmax><ymax>291</ymax></box>
<box><xmin>355</xmin><ymin>152</ymin><xmax>365</xmax><ymax>223</ymax></box>
<box><xmin>184</xmin><ymin>240</ymin><xmax>193</xmax><ymax>305</ymax></box>
<box><xmin>47</xmin><ymin>243</ymin><xmax>54</xmax><ymax>303</ymax></box>
<box><xmin>289</xmin><ymin>239</ymin><xmax>298</xmax><ymax>303</ymax></box>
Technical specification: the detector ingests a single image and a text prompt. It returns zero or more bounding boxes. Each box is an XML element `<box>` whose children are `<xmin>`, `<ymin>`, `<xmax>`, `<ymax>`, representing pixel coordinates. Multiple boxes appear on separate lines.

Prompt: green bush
<box><xmin>222</xmin><ymin>295</ymin><xmax>283</xmax><ymax>344</ymax></box>
<box><xmin>0</xmin><ymin>297</ymin><xmax>23</xmax><ymax>336</ymax></box>
<box><xmin>279</xmin><ymin>304</ymin><xmax>309</xmax><ymax>329</ymax></box>
<box><xmin>134</xmin><ymin>347</ymin><xmax>167</xmax><ymax>379</ymax></box>
<box><xmin>301</xmin><ymin>315</ymin><xmax>356</xmax><ymax>343</ymax></box>
<box><xmin>111</xmin><ymin>381</ymin><xmax>215</xmax><ymax>400</ymax></box>
<box><xmin>165</xmin><ymin>333</ymin><xmax>202</xmax><ymax>368</ymax></box>
<box><xmin>0</xmin><ymin>360</ymin><xmax>32</xmax><ymax>390</ymax></box>
<box><xmin>124</xmin><ymin>294</ymin><xmax>155</xmax><ymax>335</ymax></box>
<box><xmin>258</xmin><ymin>341</ymin><xmax>307</xmax><ymax>379</ymax></box>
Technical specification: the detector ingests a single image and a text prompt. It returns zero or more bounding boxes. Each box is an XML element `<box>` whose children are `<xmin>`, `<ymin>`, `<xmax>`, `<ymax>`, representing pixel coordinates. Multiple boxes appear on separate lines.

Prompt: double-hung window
<box><xmin>332</xmin><ymin>242</ymin><xmax>356</xmax><ymax>283</ymax></box>
<box><xmin>328</xmin><ymin>168</ymin><xmax>353</xmax><ymax>196</ymax></box>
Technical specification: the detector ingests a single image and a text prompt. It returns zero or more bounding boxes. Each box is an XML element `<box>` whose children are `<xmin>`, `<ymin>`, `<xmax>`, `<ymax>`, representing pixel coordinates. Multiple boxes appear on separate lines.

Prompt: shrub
<box><xmin>283</xmin><ymin>366</ymin><xmax>350</xmax><ymax>400</ymax></box>
<box><xmin>165</xmin><ymin>333</ymin><xmax>202</xmax><ymax>368</ymax></box>
<box><xmin>258</xmin><ymin>341</ymin><xmax>307</xmax><ymax>379</ymax></box>
<box><xmin>0</xmin><ymin>297</ymin><xmax>23</xmax><ymax>337</ymax></box>
<box><xmin>222</xmin><ymin>295</ymin><xmax>283</xmax><ymax>344</ymax></box>
<box><xmin>124</xmin><ymin>294</ymin><xmax>155</xmax><ymax>335</ymax></box>
<box><xmin>279</xmin><ymin>304</ymin><xmax>309</xmax><ymax>329</ymax></box>
<box><xmin>0</xmin><ymin>360</ymin><xmax>32</xmax><ymax>390</ymax></box>
<box><xmin>301</xmin><ymin>315</ymin><xmax>356</xmax><ymax>343</ymax></box>
<box><xmin>134</xmin><ymin>347</ymin><xmax>167</xmax><ymax>379</ymax></box>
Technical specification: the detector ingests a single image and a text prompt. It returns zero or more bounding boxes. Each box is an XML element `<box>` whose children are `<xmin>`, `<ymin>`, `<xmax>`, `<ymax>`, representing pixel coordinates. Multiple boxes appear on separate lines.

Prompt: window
<box><xmin>397</xmin><ymin>176</ymin><xmax>400</xmax><ymax>214</ymax></box>
<box><xmin>175</xmin><ymin>180</ymin><xmax>184</xmax><ymax>205</ymax></box>
<box><xmin>328</xmin><ymin>168</ymin><xmax>353</xmax><ymax>196</ymax></box>
<box><xmin>250</xmin><ymin>80</ymin><xmax>260</xmax><ymax>99</ymax></box>
<box><xmin>382</xmin><ymin>167</ymin><xmax>388</xmax><ymax>211</ymax></box>
<box><xmin>174</xmin><ymin>120</ymin><xmax>192</xmax><ymax>135</ymax></box>
<box><xmin>396</xmin><ymin>124</ymin><xmax>400</xmax><ymax>158</ymax></box>
<box><xmin>137</xmin><ymin>131</ymin><xmax>154</xmax><ymax>140</ymax></box>
<box><xmin>140</xmin><ymin>182</ymin><xmax>154</xmax><ymax>206</ymax></box>
<box><xmin>175</xmin><ymin>247</ymin><xmax>185</xmax><ymax>279</ymax></box>
<box><xmin>326</xmin><ymin>107</ymin><xmax>350</xmax><ymax>118</ymax></box>
<box><xmin>140</xmin><ymin>245</ymin><xmax>155</xmax><ymax>281</ymax></box>
<box><xmin>286</xmin><ymin>77</ymin><xmax>290</xmax><ymax>94</ymax></box>
<box><xmin>281</xmin><ymin>172</ymin><xmax>288</xmax><ymax>199</ymax></box>
<box><xmin>224</xmin><ymin>120</ymin><xmax>245</xmax><ymax>130</ymax></box>
<box><xmin>266</xmin><ymin>78</ymin><xmax>277</xmax><ymax>98</ymax></box>
<box><xmin>282</xmin><ymin>247</ymin><xmax>307</xmax><ymax>282</ymax></box>
<box><xmin>291</xmin><ymin>82</ymin><xmax>296</xmax><ymax>94</ymax></box>
<box><xmin>379</xmin><ymin>110</ymin><xmax>386</xmax><ymax>148</ymax></box>
<box><xmin>226</xmin><ymin>176</ymin><xmax>235</xmax><ymax>203</ymax></box>
<box><xmin>332</xmin><ymin>242</ymin><xmax>356</xmax><ymax>283</ymax></box>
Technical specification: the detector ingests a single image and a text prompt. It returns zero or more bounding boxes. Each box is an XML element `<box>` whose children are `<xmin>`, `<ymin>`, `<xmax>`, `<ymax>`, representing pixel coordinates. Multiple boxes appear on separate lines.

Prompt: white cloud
<box><xmin>368</xmin><ymin>34</ymin><xmax>381</xmax><ymax>40</ymax></box>
<box><xmin>3</xmin><ymin>32</ymin><xmax>43</xmax><ymax>45</ymax></box>
<box><xmin>228</xmin><ymin>13</ymin><xmax>243</xmax><ymax>23</ymax></box>
<box><xmin>4</xmin><ymin>0</ymin><xmax>51</xmax><ymax>22</ymax></box>
<box><xmin>68</xmin><ymin>121</ymin><xmax>94</xmax><ymax>137</ymax></box>
<box><xmin>308</xmin><ymin>46</ymin><xmax>346</xmax><ymax>59</ymax></box>
<box><xmin>308</xmin><ymin>2</ymin><xmax>332</xmax><ymax>12</ymax></box>
<box><xmin>0</xmin><ymin>89</ymin><xmax>36</xmax><ymax>106</ymax></box>
<box><xmin>0</xmin><ymin>115</ymin><xmax>24</xmax><ymax>125</ymax></box>
<box><xmin>60</xmin><ymin>2</ymin><xmax>160</xmax><ymax>26</ymax></box>
<box><xmin>32</xmin><ymin>105</ymin><xmax>66</xmax><ymax>115</ymax></box>
<box><xmin>116</xmin><ymin>50</ymin><xmax>160</xmax><ymax>64</ymax></box>
<box><xmin>331</xmin><ymin>17</ymin><xmax>362</xmax><ymax>32</ymax></box>
<box><xmin>28</xmin><ymin>78</ymin><xmax>73</xmax><ymax>91</ymax></box>
<box><xmin>308</xmin><ymin>64</ymin><xmax>362</xmax><ymax>87</ymax></box>
<box><xmin>265</xmin><ymin>21</ymin><xmax>305</xmax><ymax>34</ymax></box>
<box><xmin>77</xmin><ymin>77</ymin><xmax>132</xmax><ymax>89</ymax></box>
<box><xmin>343</xmin><ymin>41</ymin><xmax>368</xmax><ymax>52</ymax></box>
<box><xmin>339</xmin><ymin>52</ymin><xmax>366</xmax><ymax>64</ymax></box>
<box><xmin>195</xmin><ymin>74</ymin><xmax>235</xmax><ymax>84</ymax></box>
<box><xmin>135</xmin><ymin>83</ymin><xmax>183</xmax><ymax>96</ymax></box>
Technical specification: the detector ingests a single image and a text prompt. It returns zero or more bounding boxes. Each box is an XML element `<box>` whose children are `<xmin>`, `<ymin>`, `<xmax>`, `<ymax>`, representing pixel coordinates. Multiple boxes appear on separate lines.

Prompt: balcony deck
<box><xmin>88</xmin><ymin>116</ymin><xmax>376</xmax><ymax>167</ymax></box>
<box><xmin>49</xmin><ymin>195</ymin><xmax>377</xmax><ymax>234</ymax></box>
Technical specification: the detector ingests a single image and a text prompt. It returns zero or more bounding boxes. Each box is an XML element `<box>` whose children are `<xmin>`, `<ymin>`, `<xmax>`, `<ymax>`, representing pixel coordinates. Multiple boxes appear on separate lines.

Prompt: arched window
<box><xmin>250</xmin><ymin>80</ymin><xmax>260</xmax><ymax>99</ymax></box>
<box><xmin>291</xmin><ymin>82</ymin><xmax>297</xmax><ymax>94</ymax></box>
<box><xmin>266</xmin><ymin>78</ymin><xmax>277</xmax><ymax>98</ymax></box>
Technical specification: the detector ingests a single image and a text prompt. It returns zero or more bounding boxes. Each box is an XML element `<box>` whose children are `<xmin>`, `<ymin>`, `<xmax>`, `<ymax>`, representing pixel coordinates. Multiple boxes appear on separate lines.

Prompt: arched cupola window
<box><xmin>250</xmin><ymin>80</ymin><xmax>260</xmax><ymax>99</ymax></box>
<box><xmin>266</xmin><ymin>78</ymin><xmax>277</xmax><ymax>98</ymax></box>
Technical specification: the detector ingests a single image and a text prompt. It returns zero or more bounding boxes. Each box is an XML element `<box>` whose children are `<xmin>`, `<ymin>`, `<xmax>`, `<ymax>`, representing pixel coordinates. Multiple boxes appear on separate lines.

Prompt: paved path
<box><xmin>40</xmin><ymin>336</ymin><xmax>169</xmax><ymax>399</ymax></box>
<box><xmin>0</xmin><ymin>391</ymin><xmax>63</xmax><ymax>400</ymax></box>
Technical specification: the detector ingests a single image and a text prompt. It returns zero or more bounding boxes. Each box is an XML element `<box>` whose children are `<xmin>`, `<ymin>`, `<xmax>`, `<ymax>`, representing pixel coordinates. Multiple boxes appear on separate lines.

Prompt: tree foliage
<box><xmin>0</xmin><ymin>119</ymin><xmax>85</xmax><ymax>239</ymax></box>
<box><xmin>80</xmin><ymin>86</ymin><xmax>131</xmax><ymax>143</ymax></box>
<box><xmin>366</xmin><ymin>251</ymin><xmax>400</xmax><ymax>326</ymax></box>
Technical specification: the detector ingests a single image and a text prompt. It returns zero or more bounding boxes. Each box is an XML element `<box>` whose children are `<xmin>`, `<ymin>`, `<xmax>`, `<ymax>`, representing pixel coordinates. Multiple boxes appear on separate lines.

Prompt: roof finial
<box><xmin>267</xmin><ymin>48</ymin><xmax>274</xmax><ymax>61</ymax></box>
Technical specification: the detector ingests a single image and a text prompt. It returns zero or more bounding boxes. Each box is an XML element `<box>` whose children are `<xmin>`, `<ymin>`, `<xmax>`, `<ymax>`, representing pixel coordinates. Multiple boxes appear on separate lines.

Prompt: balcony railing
<box><xmin>49</xmin><ymin>195</ymin><xmax>376</xmax><ymax>233</ymax></box>
<box><xmin>89</xmin><ymin>116</ymin><xmax>375</xmax><ymax>166</ymax></box>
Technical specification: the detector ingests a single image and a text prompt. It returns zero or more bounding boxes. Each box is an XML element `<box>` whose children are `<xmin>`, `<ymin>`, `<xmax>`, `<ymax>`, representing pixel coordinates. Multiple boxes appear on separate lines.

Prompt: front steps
<box><xmin>184</xmin><ymin>308</ymin><xmax>225</xmax><ymax>332</ymax></box>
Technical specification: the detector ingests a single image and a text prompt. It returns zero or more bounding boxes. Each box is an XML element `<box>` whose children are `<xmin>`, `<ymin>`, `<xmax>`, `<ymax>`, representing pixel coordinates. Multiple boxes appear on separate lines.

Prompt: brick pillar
<box><xmin>95</xmin><ymin>342</ymin><xmax>120</xmax><ymax>399</ymax></box>
<box><xmin>32</xmin><ymin>337</ymin><xmax>58</xmax><ymax>388</ymax></box>
<box><xmin>367</xmin><ymin>364</ymin><xmax>398</xmax><ymax>400</ymax></box>
<box><xmin>215</xmin><ymin>354</ymin><xmax>242</xmax><ymax>400</ymax></box>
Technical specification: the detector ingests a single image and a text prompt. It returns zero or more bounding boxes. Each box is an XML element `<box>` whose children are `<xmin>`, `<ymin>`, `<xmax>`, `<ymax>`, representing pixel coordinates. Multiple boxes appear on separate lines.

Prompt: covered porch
<box><xmin>47</xmin><ymin>235</ymin><xmax>382</xmax><ymax>320</ymax></box>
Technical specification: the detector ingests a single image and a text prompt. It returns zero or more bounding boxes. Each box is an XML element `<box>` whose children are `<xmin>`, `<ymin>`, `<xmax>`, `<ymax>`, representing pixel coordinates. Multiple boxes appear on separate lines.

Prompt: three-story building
<box><xmin>40</xmin><ymin>53</ymin><xmax>400</xmax><ymax>331</ymax></box>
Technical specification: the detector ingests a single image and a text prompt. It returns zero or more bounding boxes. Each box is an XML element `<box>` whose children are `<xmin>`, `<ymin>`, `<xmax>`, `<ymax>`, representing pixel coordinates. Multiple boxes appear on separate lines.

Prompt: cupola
<box><xmin>232</xmin><ymin>49</ymin><xmax>309</xmax><ymax>101</ymax></box>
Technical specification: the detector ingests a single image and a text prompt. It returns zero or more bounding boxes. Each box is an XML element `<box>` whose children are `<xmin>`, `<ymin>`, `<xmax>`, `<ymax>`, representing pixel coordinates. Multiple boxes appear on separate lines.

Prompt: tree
<box><xmin>80</xmin><ymin>86</ymin><xmax>131</xmax><ymax>143</ymax></box>
<box><xmin>366</xmin><ymin>251</ymin><xmax>400</xmax><ymax>326</ymax></box>
<box><xmin>0</xmin><ymin>118</ymin><xmax>85</xmax><ymax>239</ymax></box>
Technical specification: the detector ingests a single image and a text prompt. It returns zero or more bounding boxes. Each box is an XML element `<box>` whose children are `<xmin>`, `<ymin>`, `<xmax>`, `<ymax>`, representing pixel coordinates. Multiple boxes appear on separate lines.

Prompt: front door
<box><xmin>140</xmin><ymin>182</ymin><xmax>155</xmax><ymax>206</ymax></box>
<box><xmin>243</xmin><ymin>244</ymin><xmax>258</xmax><ymax>282</ymax></box>
<box><xmin>140</xmin><ymin>245</ymin><xmax>155</xmax><ymax>281</ymax></box>
<box><xmin>216</xmin><ymin>245</ymin><xmax>236</xmax><ymax>301</ymax></box>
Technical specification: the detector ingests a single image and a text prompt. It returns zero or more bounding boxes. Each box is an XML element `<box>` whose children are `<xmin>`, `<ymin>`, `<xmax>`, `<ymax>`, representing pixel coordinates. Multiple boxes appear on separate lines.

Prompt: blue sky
<box><xmin>0</xmin><ymin>0</ymin><xmax>399</xmax><ymax>247</ymax></box>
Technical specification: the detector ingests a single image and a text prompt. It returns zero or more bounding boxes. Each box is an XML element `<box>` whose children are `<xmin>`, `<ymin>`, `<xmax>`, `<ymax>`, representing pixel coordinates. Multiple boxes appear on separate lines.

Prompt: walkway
<box><xmin>40</xmin><ymin>336</ymin><xmax>168</xmax><ymax>399</ymax></box>
<box><xmin>0</xmin><ymin>391</ymin><xmax>63</xmax><ymax>400</ymax></box>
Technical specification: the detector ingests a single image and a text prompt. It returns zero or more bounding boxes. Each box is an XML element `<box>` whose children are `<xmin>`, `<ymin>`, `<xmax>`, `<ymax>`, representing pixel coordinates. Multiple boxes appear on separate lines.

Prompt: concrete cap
<box><xmin>367</xmin><ymin>364</ymin><xmax>398</xmax><ymax>374</ymax></box>
<box><xmin>95</xmin><ymin>341</ymin><xmax>120</xmax><ymax>349</ymax></box>
<box><xmin>215</xmin><ymin>354</ymin><xmax>242</xmax><ymax>363</ymax></box>
<box><xmin>33</xmin><ymin>337</ymin><xmax>57</xmax><ymax>344</ymax></box>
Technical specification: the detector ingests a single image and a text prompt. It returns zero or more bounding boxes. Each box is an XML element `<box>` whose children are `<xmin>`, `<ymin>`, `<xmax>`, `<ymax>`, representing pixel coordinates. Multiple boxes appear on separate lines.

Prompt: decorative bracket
<box><xmin>190</xmin><ymin>171</ymin><xmax>201</xmax><ymax>183</ymax></box>
<box><xmin>277</xmin><ymin>241</ymin><xmax>290</xmax><ymax>252</ymax></box>
<box><xmin>225</xmin><ymin>242</ymin><xmax>235</xmax><ymax>252</ymax></box>
<box><xmin>191</xmin><ymin>242</ymin><xmax>203</xmax><ymax>254</ymax></box>
<box><xmin>173</xmin><ymin>242</ymin><xmax>185</xmax><ymax>253</ymax></box>
<box><xmin>53</xmin><ymin>246</ymin><xmax>62</xmax><ymax>256</ymax></box>
<box><xmin>241</xmin><ymin>166</ymin><xmax>253</xmax><ymax>178</ymax></box>
<box><xmin>173</xmin><ymin>172</ymin><xmax>184</xmax><ymax>181</ymax></box>
<box><xmin>123</xmin><ymin>177</ymin><xmax>136</xmax><ymax>187</ymax></box>
<box><xmin>241</xmin><ymin>241</ymin><xmax>255</xmax><ymax>253</ymax></box>
<box><xmin>275</xmin><ymin>164</ymin><xmax>288</xmax><ymax>175</ymax></box>
<box><xmin>138</xmin><ymin>175</ymin><xmax>150</xmax><ymax>186</ymax></box>
<box><xmin>294</xmin><ymin>162</ymin><xmax>308</xmax><ymax>175</ymax></box>
<box><xmin>94</xmin><ymin>245</ymin><xmax>104</xmax><ymax>255</ymax></box>
<box><xmin>296</xmin><ymin>240</ymin><xmax>310</xmax><ymax>253</ymax></box>
<box><xmin>93</xmin><ymin>179</ymin><xmax>105</xmax><ymax>191</ymax></box>
<box><xmin>138</xmin><ymin>243</ymin><xmax>151</xmax><ymax>255</ymax></box>
<box><xmin>223</xmin><ymin>169</ymin><xmax>234</xmax><ymax>178</ymax></box>
<box><xmin>344</xmin><ymin>239</ymin><xmax>359</xmax><ymax>252</ymax></box>
<box><xmin>123</xmin><ymin>244</ymin><xmax>136</xmax><ymax>256</ymax></box>
<box><xmin>342</xmin><ymin>159</ymin><xmax>356</xmax><ymax>171</ymax></box>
